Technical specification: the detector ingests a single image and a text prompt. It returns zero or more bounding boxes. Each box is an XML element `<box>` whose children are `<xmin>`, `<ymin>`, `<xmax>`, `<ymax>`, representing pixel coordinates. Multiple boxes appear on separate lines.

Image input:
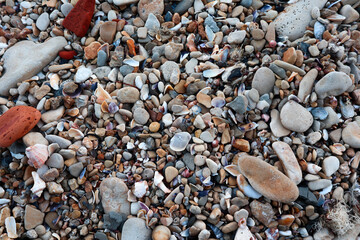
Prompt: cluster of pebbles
<box><xmin>0</xmin><ymin>0</ymin><xmax>359</xmax><ymax>239</ymax></box>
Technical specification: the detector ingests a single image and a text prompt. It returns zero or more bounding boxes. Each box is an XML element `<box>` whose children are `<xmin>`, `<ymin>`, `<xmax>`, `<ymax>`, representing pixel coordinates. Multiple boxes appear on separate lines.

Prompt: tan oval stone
<box><xmin>235</xmin><ymin>154</ymin><xmax>299</xmax><ymax>203</ymax></box>
<box><xmin>280</xmin><ymin>100</ymin><xmax>313</xmax><ymax>132</ymax></box>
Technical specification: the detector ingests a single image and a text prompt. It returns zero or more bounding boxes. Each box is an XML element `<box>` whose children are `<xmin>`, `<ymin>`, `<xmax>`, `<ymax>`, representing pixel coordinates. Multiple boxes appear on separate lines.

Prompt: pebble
<box><xmin>280</xmin><ymin>101</ymin><xmax>313</xmax><ymax>133</ymax></box>
<box><xmin>100</xmin><ymin>177</ymin><xmax>130</xmax><ymax>215</ymax></box>
<box><xmin>24</xmin><ymin>206</ymin><xmax>44</xmax><ymax>230</ymax></box>
<box><xmin>100</xmin><ymin>21</ymin><xmax>117</xmax><ymax>43</ymax></box>
<box><xmin>236</xmin><ymin>154</ymin><xmax>299</xmax><ymax>203</ymax></box>
<box><xmin>227</xmin><ymin>30</ymin><xmax>246</xmax><ymax>44</ymax></box>
<box><xmin>170</xmin><ymin>132</ymin><xmax>191</xmax><ymax>152</ymax></box>
<box><xmin>174</xmin><ymin>0</ymin><xmax>194</xmax><ymax>15</ymax></box>
<box><xmin>138</xmin><ymin>0</ymin><xmax>164</xmax><ymax>20</ymax></box>
<box><xmin>145</xmin><ymin>13</ymin><xmax>160</xmax><ymax>31</ymax></box>
<box><xmin>152</xmin><ymin>225</ymin><xmax>171</xmax><ymax>240</ymax></box>
<box><xmin>272</xmin><ymin>141</ymin><xmax>302</xmax><ymax>184</ymax></box>
<box><xmin>342</xmin><ymin>122</ymin><xmax>360</xmax><ymax>148</ymax></box>
<box><xmin>41</xmin><ymin>106</ymin><xmax>65</xmax><ymax>123</ymax></box>
<box><xmin>340</xmin><ymin>5</ymin><xmax>359</xmax><ymax>24</ymax></box>
<box><xmin>134</xmin><ymin>108</ymin><xmax>150</xmax><ymax>124</ymax></box>
<box><xmin>46</xmin><ymin>153</ymin><xmax>64</xmax><ymax>169</ymax></box>
<box><xmin>315</xmin><ymin>72</ymin><xmax>353</xmax><ymax>99</ymax></box>
<box><xmin>308</xmin><ymin>179</ymin><xmax>332</xmax><ymax>191</ymax></box>
<box><xmin>250</xmin><ymin>200</ymin><xmax>275</xmax><ymax>226</ymax></box>
<box><xmin>270</xmin><ymin>109</ymin><xmax>290</xmax><ymax>137</ymax></box>
<box><xmin>68</xmin><ymin>162</ymin><xmax>84</xmax><ymax>177</ymax></box>
<box><xmin>121</xmin><ymin>218</ymin><xmax>152</xmax><ymax>240</ymax></box>
<box><xmin>160</xmin><ymin>61</ymin><xmax>180</xmax><ymax>84</ymax></box>
<box><xmin>117</xmin><ymin>87</ymin><xmax>140</xmax><ymax>103</ymax></box>
<box><xmin>251</xmin><ymin>67</ymin><xmax>275</xmax><ymax>95</ymax></box>
<box><xmin>322</xmin><ymin>156</ymin><xmax>340</xmax><ymax>177</ymax></box>
<box><xmin>36</xmin><ymin>13</ymin><xmax>50</xmax><ymax>31</ymax></box>
<box><xmin>75</xmin><ymin>67</ymin><xmax>92</xmax><ymax>83</ymax></box>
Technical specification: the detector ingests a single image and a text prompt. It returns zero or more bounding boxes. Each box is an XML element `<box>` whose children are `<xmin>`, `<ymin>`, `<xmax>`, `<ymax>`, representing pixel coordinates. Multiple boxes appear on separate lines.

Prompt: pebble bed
<box><xmin>0</xmin><ymin>0</ymin><xmax>359</xmax><ymax>240</ymax></box>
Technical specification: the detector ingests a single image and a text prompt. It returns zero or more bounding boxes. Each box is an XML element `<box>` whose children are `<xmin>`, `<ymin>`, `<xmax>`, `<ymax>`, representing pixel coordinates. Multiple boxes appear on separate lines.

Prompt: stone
<box><xmin>23</xmin><ymin>132</ymin><xmax>49</xmax><ymax>147</ymax></box>
<box><xmin>36</xmin><ymin>13</ymin><xmax>50</xmax><ymax>31</ymax></box>
<box><xmin>251</xmin><ymin>29</ymin><xmax>265</xmax><ymax>40</ymax></box>
<box><xmin>233</xmin><ymin>139</ymin><xmax>250</xmax><ymax>152</ymax></box>
<box><xmin>251</xmin><ymin>67</ymin><xmax>275</xmax><ymax>95</ymax></box>
<box><xmin>61</xmin><ymin>3</ymin><xmax>73</xmax><ymax>16</ymax></box>
<box><xmin>174</xmin><ymin>0</ymin><xmax>195</xmax><ymax>15</ymax></box>
<box><xmin>342</xmin><ymin>122</ymin><xmax>360</xmax><ymax>148</ymax></box>
<box><xmin>340</xmin><ymin>5</ymin><xmax>359</xmax><ymax>24</ymax></box>
<box><xmin>75</xmin><ymin>66</ymin><xmax>92</xmax><ymax>83</ymax></box>
<box><xmin>227</xmin><ymin>30</ymin><xmax>246</xmax><ymax>44</ymax></box>
<box><xmin>100</xmin><ymin>21</ymin><xmax>117</xmax><ymax>43</ymax></box>
<box><xmin>165</xmin><ymin>42</ymin><xmax>183</xmax><ymax>61</ymax></box>
<box><xmin>274</xmin><ymin>0</ymin><xmax>327</xmax><ymax>41</ymax></box>
<box><xmin>45</xmin><ymin>212</ymin><xmax>60</xmax><ymax>230</ymax></box>
<box><xmin>272</xmin><ymin>141</ymin><xmax>302</xmax><ymax>185</ymax></box>
<box><xmin>236</xmin><ymin>154</ymin><xmax>299</xmax><ymax>203</ymax></box>
<box><xmin>34</xmin><ymin>85</ymin><xmax>51</xmax><ymax>100</ymax></box>
<box><xmin>280</xmin><ymin>101</ymin><xmax>313</xmax><ymax>132</ymax></box>
<box><xmin>322</xmin><ymin>156</ymin><xmax>340</xmax><ymax>176</ymax></box>
<box><xmin>100</xmin><ymin>177</ymin><xmax>130</xmax><ymax>215</ymax></box>
<box><xmin>24</xmin><ymin>206</ymin><xmax>44</xmax><ymax>230</ymax></box>
<box><xmin>160</xmin><ymin>61</ymin><xmax>180</xmax><ymax>84</ymax></box>
<box><xmin>270</xmin><ymin>109</ymin><xmax>290</xmax><ymax>137</ymax></box>
<box><xmin>41</xmin><ymin>106</ymin><xmax>65</xmax><ymax>123</ymax></box>
<box><xmin>145</xmin><ymin>13</ymin><xmax>160</xmax><ymax>31</ymax></box>
<box><xmin>308</xmin><ymin>179</ymin><xmax>332</xmax><ymax>191</ymax></box>
<box><xmin>221</xmin><ymin>222</ymin><xmax>238</xmax><ymax>233</ymax></box>
<box><xmin>62</xmin><ymin>0</ymin><xmax>95</xmax><ymax>37</ymax></box>
<box><xmin>321</xmin><ymin>107</ymin><xmax>340</xmax><ymax>129</ymax></box>
<box><xmin>138</xmin><ymin>0</ymin><xmax>164</xmax><ymax>21</ymax></box>
<box><xmin>298</xmin><ymin>69</ymin><xmax>318</xmax><ymax>102</ymax></box>
<box><xmin>117</xmin><ymin>87</ymin><xmax>140</xmax><ymax>103</ymax></box>
<box><xmin>121</xmin><ymin>218</ymin><xmax>152</xmax><ymax>240</ymax></box>
<box><xmin>250</xmin><ymin>200</ymin><xmax>275</xmax><ymax>226</ymax></box>
<box><xmin>68</xmin><ymin>162</ymin><xmax>83</xmax><ymax>177</ymax></box>
<box><xmin>0</xmin><ymin>106</ymin><xmax>41</xmax><ymax>147</ymax></box>
<box><xmin>170</xmin><ymin>132</ymin><xmax>191</xmax><ymax>152</ymax></box>
<box><xmin>46</xmin><ymin>153</ymin><xmax>64</xmax><ymax>169</ymax></box>
<box><xmin>114</xmin><ymin>0</ymin><xmax>139</xmax><ymax>6</ymax></box>
<box><xmin>282</xmin><ymin>47</ymin><xmax>297</xmax><ymax>64</ymax></box>
<box><xmin>315</xmin><ymin>72</ymin><xmax>353</xmax><ymax>99</ymax></box>
<box><xmin>0</xmin><ymin>37</ymin><xmax>67</xmax><ymax>96</ymax></box>
<box><xmin>227</xmin><ymin>95</ymin><xmax>248</xmax><ymax>115</ymax></box>
<box><xmin>85</xmin><ymin>42</ymin><xmax>101</xmax><ymax>60</ymax></box>
<box><xmin>45</xmin><ymin>135</ymin><xmax>72</xmax><ymax>149</ymax></box>
<box><xmin>134</xmin><ymin>108</ymin><xmax>150</xmax><ymax>125</ymax></box>
<box><xmin>103</xmin><ymin>212</ymin><xmax>127</xmax><ymax>231</ymax></box>
<box><xmin>152</xmin><ymin>225</ymin><xmax>171</xmax><ymax>240</ymax></box>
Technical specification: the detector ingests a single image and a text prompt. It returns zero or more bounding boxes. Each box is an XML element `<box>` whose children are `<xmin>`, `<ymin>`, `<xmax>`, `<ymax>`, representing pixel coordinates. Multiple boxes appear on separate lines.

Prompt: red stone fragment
<box><xmin>62</xmin><ymin>0</ymin><xmax>95</xmax><ymax>37</ymax></box>
<box><xmin>0</xmin><ymin>106</ymin><xmax>41</xmax><ymax>147</ymax></box>
<box><xmin>59</xmin><ymin>50</ymin><xmax>77</xmax><ymax>60</ymax></box>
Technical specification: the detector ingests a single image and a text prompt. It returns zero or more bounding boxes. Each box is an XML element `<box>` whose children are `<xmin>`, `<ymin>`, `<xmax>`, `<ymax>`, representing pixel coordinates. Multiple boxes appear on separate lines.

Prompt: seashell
<box><xmin>330</xmin><ymin>143</ymin><xmax>346</xmax><ymax>155</ymax></box>
<box><xmin>327</xmin><ymin>14</ymin><xmax>346</xmax><ymax>22</ymax></box>
<box><xmin>108</xmin><ymin>102</ymin><xmax>119</xmax><ymax>113</ymax></box>
<box><xmin>180</xmin><ymin>52</ymin><xmax>189</xmax><ymax>63</ymax></box>
<box><xmin>66</xmin><ymin>108</ymin><xmax>79</xmax><ymax>117</ymax></box>
<box><xmin>194</xmin><ymin>0</ymin><xmax>205</xmax><ymax>12</ymax></box>
<box><xmin>203</xmin><ymin>68</ymin><xmax>225</xmax><ymax>78</ymax></box>
<box><xmin>31</xmin><ymin>171</ymin><xmax>46</xmax><ymax>197</ymax></box>
<box><xmin>95</xmin><ymin>84</ymin><xmax>112</xmax><ymax>104</ymax></box>
<box><xmin>5</xmin><ymin>217</ymin><xmax>18</xmax><ymax>238</ymax></box>
<box><xmin>127</xmin><ymin>190</ymin><xmax>137</xmax><ymax>202</ymax></box>
<box><xmin>154</xmin><ymin>171</ymin><xmax>171</xmax><ymax>193</ymax></box>
<box><xmin>68</xmin><ymin>128</ymin><xmax>84</xmax><ymax>140</ymax></box>
<box><xmin>265</xmin><ymin>228</ymin><xmax>280</xmax><ymax>240</ymax></box>
<box><xmin>25</xmin><ymin>144</ymin><xmax>49</xmax><ymax>169</ymax></box>
<box><xmin>133</xmin><ymin>181</ymin><xmax>148</xmax><ymax>198</ymax></box>
<box><xmin>49</xmin><ymin>73</ymin><xmax>60</xmax><ymax>90</ymax></box>
<box><xmin>97</xmin><ymin>43</ymin><xmax>110</xmax><ymax>57</ymax></box>
<box><xmin>123</xmin><ymin>58</ymin><xmax>140</xmax><ymax>67</ymax></box>
<box><xmin>181</xmin><ymin>16</ymin><xmax>190</xmax><ymax>24</ymax></box>
<box><xmin>235</xmin><ymin>218</ymin><xmax>256</xmax><ymax>240</ymax></box>
<box><xmin>237</xmin><ymin>174</ymin><xmax>262</xmax><ymax>199</ymax></box>
<box><xmin>307</xmin><ymin>163</ymin><xmax>321</xmax><ymax>174</ymax></box>
<box><xmin>186</xmin><ymin>34</ymin><xmax>197</xmax><ymax>52</ymax></box>
<box><xmin>211</xmin><ymin>97</ymin><xmax>226</xmax><ymax>108</ymax></box>
<box><xmin>224</xmin><ymin>164</ymin><xmax>241</xmax><ymax>176</ymax></box>
<box><xmin>170</xmin><ymin>23</ymin><xmax>182</xmax><ymax>31</ymax></box>
<box><xmin>101</xmin><ymin>101</ymin><xmax>109</xmax><ymax>113</ymax></box>
<box><xmin>135</xmin><ymin>76</ymin><xmax>143</xmax><ymax>89</ymax></box>
<box><xmin>164</xmin><ymin>84</ymin><xmax>173</xmax><ymax>94</ymax></box>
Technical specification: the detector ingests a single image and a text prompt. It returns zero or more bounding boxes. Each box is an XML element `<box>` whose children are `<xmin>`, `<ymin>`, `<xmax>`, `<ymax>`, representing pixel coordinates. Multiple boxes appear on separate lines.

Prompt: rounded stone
<box><xmin>251</xmin><ymin>67</ymin><xmax>275</xmax><ymax>95</ymax></box>
<box><xmin>133</xmin><ymin>108</ymin><xmax>150</xmax><ymax>125</ymax></box>
<box><xmin>99</xmin><ymin>177</ymin><xmax>130</xmax><ymax>215</ymax></box>
<box><xmin>342</xmin><ymin>122</ymin><xmax>360</xmax><ymax>148</ymax></box>
<box><xmin>280</xmin><ymin>101</ymin><xmax>313</xmax><ymax>133</ymax></box>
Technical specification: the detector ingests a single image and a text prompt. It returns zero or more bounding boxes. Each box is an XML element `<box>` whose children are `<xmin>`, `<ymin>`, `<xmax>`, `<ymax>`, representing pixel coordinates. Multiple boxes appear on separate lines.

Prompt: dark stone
<box><xmin>103</xmin><ymin>212</ymin><xmax>127</xmax><ymax>231</ymax></box>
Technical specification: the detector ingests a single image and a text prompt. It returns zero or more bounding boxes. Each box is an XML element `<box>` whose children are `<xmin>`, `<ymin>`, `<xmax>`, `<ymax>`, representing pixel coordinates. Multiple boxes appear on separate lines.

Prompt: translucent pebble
<box><xmin>170</xmin><ymin>132</ymin><xmax>191</xmax><ymax>151</ymax></box>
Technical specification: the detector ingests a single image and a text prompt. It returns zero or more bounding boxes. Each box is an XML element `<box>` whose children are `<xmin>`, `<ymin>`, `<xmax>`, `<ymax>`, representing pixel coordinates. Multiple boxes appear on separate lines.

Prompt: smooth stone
<box><xmin>160</xmin><ymin>61</ymin><xmax>180</xmax><ymax>84</ymax></box>
<box><xmin>114</xmin><ymin>0</ymin><xmax>138</xmax><ymax>6</ymax></box>
<box><xmin>298</xmin><ymin>69</ymin><xmax>318</xmax><ymax>102</ymax></box>
<box><xmin>133</xmin><ymin>108</ymin><xmax>150</xmax><ymax>125</ymax></box>
<box><xmin>250</xmin><ymin>200</ymin><xmax>275</xmax><ymax>227</ymax></box>
<box><xmin>61</xmin><ymin>3</ymin><xmax>73</xmax><ymax>16</ymax></box>
<box><xmin>117</xmin><ymin>87</ymin><xmax>140</xmax><ymax>103</ymax></box>
<box><xmin>308</xmin><ymin>179</ymin><xmax>332</xmax><ymax>190</ymax></box>
<box><xmin>227</xmin><ymin>95</ymin><xmax>248</xmax><ymax>115</ymax></box>
<box><xmin>41</xmin><ymin>106</ymin><xmax>65</xmax><ymax>123</ymax></box>
<box><xmin>23</xmin><ymin>132</ymin><xmax>49</xmax><ymax>146</ymax></box>
<box><xmin>315</xmin><ymin>72</ymin><xmax>353</xmax><ymax>99</ymax></box>
<box><xmin>227</xmin><ymin>30</ymin><xmax>246</xmax><ymax>44</ymax></box>
<box><xmin>174</xmin><ymin>0</ymin><xmax>195</xmax><ymax>15</ymax></box>
<box><xmin>280</xmin><ymin>101</ymin><xmax>313</xmax><ymax>133</ymax></box>
<box><xmin>270</xmin><ymin>109</ymin><xmax>291</xmax><ymax>137</ymax></box>
<box><xmin>36</xmin><ymin>13</ymin><xmax>50</xmax><ymax>31</ymax></box>
<box><xmin>320</xmin><ymin>107</ymin><xmax>340</xmax><ymax>129</ymax></box>
<box><xmin>138</xmin><ymin>0</ymin><xmax>164</xmax><ymax>21</ymax></box>
<box><xmin>311</xmin><ymin>107</ymin><xmax>328</xmax><ymax>120</ymax></box>
<box><xmin>100</xmin><ymin>177</ymin><xmax>130</xmax><ymax>215</ymax></box>
<box><xmin>0</xmin><ymin>106</ymin><xmax>41</xmax><ymax>147</ymax></box>
<box><xmin>100</xmin><ymin>21</ymin><xmax>117</xmax><ymax>43</ymax></box>
<box><xmin>0</xmin><ymin>37</ymin><xmax>67</xmax><ymax>96</ymax></box>
<box><xmin>121</xmin><ymin>218</ymin><xmax>152</xmax><ymax>240</ymax></box>
<box><xmin>24</xmin><ymin>206</ymin><xmax>44</xmax><ymax>230</ymax></box>
<box><xmin>240</xmin><ymin>0</ymin><xmax>252</xmax><ymax>8</ymax></box>
<box><xmin>46</xmin><ymin>153</ymin><xmax>64</xmax><ymax>169</ymax></box>
<box><xmin>340</xmin><ymin>5</ymin><xmax>359</xmax><ymax>24</ymax></box>
<box><xmin>251</xmin><ymin>67</ymin><xmax>275</xmax><ymax>95</ymax></box>
<box><xmin>272</xmin><ymin>141</ymin><xmax>302</xmax><ymax>185</ymax></box>
<box><xmin>152</xmin><ymin>225</ymin><xmax>171</xmax><ymax>240</ymax></box>
<box><xmin>342</xmin><ymin>122</ymin><xmax>360</xmax><ymax>148</ymax></box>
<box><xmin>236</xmin><ymin>154</ymin><xmax>299</xmax><ymax>203</ymax></box>
<box><xmin>165</xmin><ymin>166</ymin><xmax>178</xmax><ymax>182</ymax></box>
<box><xmin>75</xmin><ymin>66</ymin><xmax>92</xmax><ymax>83</ymax></box>
<box><xmin>68</xmin><ymin>162</ymin><xmax>83</xmax><ymax>177</ymax></box>
<box><xmin>274</xmin><ymin>0</ymin><xmax>327</xmax><ymax>41</ymax></box>
<box><xmin>273</xmin><ymin>60</ymin><xmax>306</xmax><ymax>75</ymax></box>
<box><xmin>322</xmin><ymin>156</ymin><xmax>340</xmax><ymax>176</ymax></box>
<box><xmin>170</xmin><ymin>132</ymin><xmax>191</xmax><ymax>152</ymax></box>
<box><xmin>45</xmin><ymin>135</ymin><xmax>71</xmax><ymax>149</ymax></box>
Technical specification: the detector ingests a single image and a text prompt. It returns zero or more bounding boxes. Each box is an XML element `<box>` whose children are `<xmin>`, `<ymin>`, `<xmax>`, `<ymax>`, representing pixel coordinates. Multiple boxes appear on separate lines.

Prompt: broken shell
<box><xmin>154</xmin><ymin>171</ymin><xmax>171</xmax><ymax>193</ymax></box>
<box><xmin>68</xmin><ymin>128</ymin><xmax>84</xmax><ymax>140</ymax></box>
<box><xmin>307</xmin><ymin>163</ymin><xmax>322</xmax><ymax>174</ymax></box>
<box><xmin>133</xmin><ymin>181</ymin><xmax>148</xmax><ymax>198</ymax></box>
<box><xmin>25</xmin><ymin>144</ymin><xmax>49</xmax><ymax>169</ymax></box>
<box><xmin>135</xmin><ymin>76</ymin><xmax>143</xmax><ymax>89</ymax></box>
<box><xmin>95</xmin><ymin>84</ymin><xmax>112</xmax><ymax>104</ymax></box>
<box><xmin>65</xmin><ymin>108</ymin><xmax>79</xmax><ymax>117</ymax></box>
<box><xmin>123</xmin><ymin>58</ymin><xmax>140</xmax><ymax>67</ymax></box>
<box><xmin>31</xmin><ymin>171</ymin><xmax>46</xmax><ymax>197</ymax></box>
<box><xmin>203</xmin><ymin>68</ymin><xmax>225</xmax><ymax>78</ymax></box>
<box><xmin>101</xmin><ymin>101</ymin><xmax>109</xmax><ymax>113</ymax></box>
<box><xmin>49</xmin><ymin>73</ymin><xmax>60</xmax><ymax>90</ymax></box>
<box><xmin>211</xmin><ymin>97</ymin><xmax>226</xmax><ymax>108</ymax></box>
<box><xmin>235</xmin><ymin>217</ymin><xmax>255</xmax><ymax>240</ymax></box>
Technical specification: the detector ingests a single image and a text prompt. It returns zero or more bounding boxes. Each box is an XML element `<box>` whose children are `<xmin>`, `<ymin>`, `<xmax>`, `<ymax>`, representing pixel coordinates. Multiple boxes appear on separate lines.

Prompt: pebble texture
<box><xmin>99</xmin><ymin>177</ymin><xmax>130</xmax><ymax>215</ymax></box>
